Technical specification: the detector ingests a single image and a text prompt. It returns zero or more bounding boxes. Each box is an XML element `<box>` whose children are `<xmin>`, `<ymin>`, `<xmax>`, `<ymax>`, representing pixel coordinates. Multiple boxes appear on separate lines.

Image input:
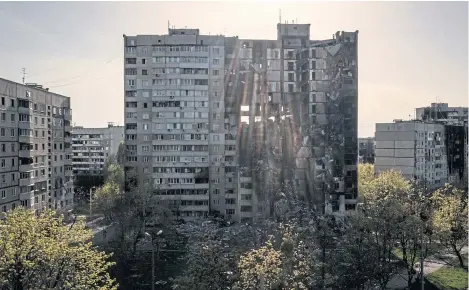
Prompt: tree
<box><xmin>431</xmin><ymin>185</ymin><xmax>468</xmax><ymax>270</ymax></box>
<box><xmin>0</xmin><ymin>208</ymin><xmax>117</xmax><ymax>290</ymax></box>
<box><xmin>328</xmin><ymin>212</ymin><xmax>380</xmax><ymax>290</ymax></box>
<box><xmin>93</xmin><ymin>181</ymin><xmax>121</xmax><ymax>222</ymax></box>
<box><xmin>104</xmin><ymin>163</ymin><xmax>124</xmax><ymax>189</ymax></box>
<box><xmin>115</xmin><ymin>142</ymin><xmax>125</xmax><ymax>167</ymax></box>
<box><xmin>236</xmin><ymin>238</ymin><xmax>283</xmax><ymax>290</ymax></box>
<box><xmin>235</xmin><ymin>223</ymin><xmax>318</xmax><ymax>290</ymax></box>
<box><xmin>358</xmin><ymin>170</ymin><xmax>415</xmax><ymax>289</ymax></box>
<box><xmin>357</xmin><ymin>163</ymin><xmax>375</xmax><ymax>202</ymax></box>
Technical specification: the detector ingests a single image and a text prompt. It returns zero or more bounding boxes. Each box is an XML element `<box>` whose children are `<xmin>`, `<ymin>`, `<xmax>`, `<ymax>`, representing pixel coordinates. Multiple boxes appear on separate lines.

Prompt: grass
<box><xmin>427</xmin><ymin>266</ymin><xmax>468</xmax><ymax>290</ymax></box>
<box><xmin>392</xmin><ymin>243</ymin><xmax>442</xmax><ymax>261</ymax></box>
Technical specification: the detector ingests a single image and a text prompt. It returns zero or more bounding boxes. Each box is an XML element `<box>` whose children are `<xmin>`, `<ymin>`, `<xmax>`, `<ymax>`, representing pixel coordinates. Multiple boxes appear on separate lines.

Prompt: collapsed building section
<box><xmin>233</xmin><ymin>26</ymin><xmax>359</xmax><ymax>219</ymax></box>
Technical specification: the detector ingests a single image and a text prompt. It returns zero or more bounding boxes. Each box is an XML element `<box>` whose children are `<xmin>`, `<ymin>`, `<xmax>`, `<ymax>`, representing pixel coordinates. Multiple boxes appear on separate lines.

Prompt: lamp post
<box><xmin>145</xmin><ymin>230</ymin><xmax>163</xmax><ymax>290</ymax></box>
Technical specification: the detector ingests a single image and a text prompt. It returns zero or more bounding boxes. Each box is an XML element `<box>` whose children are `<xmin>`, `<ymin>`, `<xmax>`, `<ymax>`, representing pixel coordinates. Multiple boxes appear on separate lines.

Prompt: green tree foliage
<box><xmin>431</xmin><ymin>185</ymin><xmax>468</xmax><ymax>270</ymax></box>
<box><xmin>354</xmin><ymin>169</ymin><xmax>424</xmax><ymax>289</ymax></box>
<box><xmin>236</xmin><ymin>224</ymin><xmax>317</xmax><ymax>290</ymax></box>
<box><xmin>0</xmin><ymin>208</ymin><xmax>117</xmax><ymax>290</ymax></box>
<box><xmin>357</xmin><ymin>163</ymin><xmax>375</xmax><ymax>200</ymax></box>
<box><xmin>92</xmin><ymin>181</ymin><xmax>121</xmax><ymax>222</ymax></box>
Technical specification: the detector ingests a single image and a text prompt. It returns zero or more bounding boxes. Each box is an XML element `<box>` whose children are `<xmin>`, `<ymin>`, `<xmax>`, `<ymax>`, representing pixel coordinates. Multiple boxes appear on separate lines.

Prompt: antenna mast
<box><xmin>21</xmin><ymin>68</ymin><xmax>26</xmax><ymax>84</ymax></box>
<box><xmin>279</xmin><ymin>9</ymin><xmax>282</xmax><ymax>24</ymax></box>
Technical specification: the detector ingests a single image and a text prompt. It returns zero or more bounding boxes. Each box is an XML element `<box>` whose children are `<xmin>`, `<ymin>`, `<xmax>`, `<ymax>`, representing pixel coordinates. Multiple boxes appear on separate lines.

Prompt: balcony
<box><xmin>64</xmin><ymin>113</ymin><xmax>72</xmax><ymax>121</ymax></box>
<box><xmin>64</xmin><ymin>136</ymin><xmax>72</xmax><ymax>143</ymax></box>
<box><xmin>18</xmin><ymin>122</ymin><xmax>33</xmax><ymax>129</ymax></box>
<box><xmin>18</xmin><ymin>106</ymin><xmax>32</xmax><ymax>114</ymax></box>
<box><xmin>19</xmin><ymin>150</ymin><xmax>33</xmax><ymax>158</ymax></box>
<box><xmin>19</xmin><ymin>178</ymin><xmax>34</xmax><ymax>187</ymax></box>
<box><xmin>19</xmin><ymin>135</ymin><xmax>33</xmax><ymax>143</ymax></box>
<box><xmin>19</xmin><ymin>190</ymin><xmax>34</xmax><ymax>201</ymax></box>
<box><xmin>19</xmin><ymin>164</ymin><xmax>34</xmax><ymax>171</ymax></box>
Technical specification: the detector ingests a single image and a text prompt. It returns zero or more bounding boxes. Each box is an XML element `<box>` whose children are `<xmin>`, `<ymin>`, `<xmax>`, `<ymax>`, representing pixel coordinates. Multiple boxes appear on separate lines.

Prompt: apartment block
<box><xmin>375</xmin><ymin>119</ymin><xmax>467</xmax><ymax>189</ymax></box>
<box><xmin>124</xmin><ymin>24</ymin><xmax>358</xmax><ymax>221</ymax></box>
<box><xmin>72</xmin><ymin>123</ymin><xmax>124</xmax><ymax>178</ymax></box>
<box><xmin>416</xmin><ymin>102</ymin><xmax>468</xmax><ymax>126</ymax></box>
<box><xmin>0</xmin><ymin>78</ymin><xmax>73</xmax><ymax>219</ymax></box>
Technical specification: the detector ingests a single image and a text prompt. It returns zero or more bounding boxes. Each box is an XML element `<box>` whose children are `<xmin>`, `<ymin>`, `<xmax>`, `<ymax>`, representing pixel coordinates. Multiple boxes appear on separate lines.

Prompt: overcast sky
<box><xmin>0</xmin><ymin>1</ymin><xmax>467</xmax><ymax>137</ymax></box>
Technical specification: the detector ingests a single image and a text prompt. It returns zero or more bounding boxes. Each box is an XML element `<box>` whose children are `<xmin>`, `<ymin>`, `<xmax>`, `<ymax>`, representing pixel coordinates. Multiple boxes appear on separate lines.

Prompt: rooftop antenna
<box><xmin>279</xmin><ymin>9</ymin><xmax>282</xmax><ymax>24</ymax></box>
<box><xmin>168</xmin><ymin>20</ymin><xmax>170</xmax><ymax>30</ymax></box>
<box><xmin>21</xmin><ymin>68</ymin><xmax>26</xmax><ymax>84</ymax></box>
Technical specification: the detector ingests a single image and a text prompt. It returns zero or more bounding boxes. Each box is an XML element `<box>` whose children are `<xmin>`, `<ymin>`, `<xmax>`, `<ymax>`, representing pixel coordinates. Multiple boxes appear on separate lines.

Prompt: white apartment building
<box><xmin>375</xmin><ymin>119</ymin><xmax>466</xmax><ymax>189</ymax></box>
<box><xmin>72</xmin><ymin>123</ymin><xmax>124</xmax><ymax>178</ymax></box>
<box><xmin>0</xmin><ymin>78</ymin><xmax>74</xmax><ymax>219</ymax></box>
<box><xmin>124</xmin><ymin>28</ymin><xmax>225</xmax><ymax>220</ymax></box>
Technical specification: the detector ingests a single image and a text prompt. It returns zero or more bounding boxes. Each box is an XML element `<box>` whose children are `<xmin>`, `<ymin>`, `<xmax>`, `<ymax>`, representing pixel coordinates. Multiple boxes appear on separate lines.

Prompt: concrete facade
<box><xmin>0</xmin><ymin>78</ymin><xmax>73</xmax><ymax>218</ymax></box>
<box><xmin>72</xmin><ymin>123</ymin><xmax>124</xmax><ymax>177</ymax></box>
<box><xmin>375</xmin><ymin>120</ymin><xmax>467</xmax><ymax>189</ymax></box>
<box><xmin>124</xmin><ymin>24</ymin><xmax>359</xmax><ymax>221</ymax></box>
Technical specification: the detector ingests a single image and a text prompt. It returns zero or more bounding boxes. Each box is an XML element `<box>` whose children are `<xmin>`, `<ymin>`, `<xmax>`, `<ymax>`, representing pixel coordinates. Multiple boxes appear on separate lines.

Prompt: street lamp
<box><xmin>144</xmin><ymin>230</ymin><xmax>163</xmax><ymax>290</ymax></box>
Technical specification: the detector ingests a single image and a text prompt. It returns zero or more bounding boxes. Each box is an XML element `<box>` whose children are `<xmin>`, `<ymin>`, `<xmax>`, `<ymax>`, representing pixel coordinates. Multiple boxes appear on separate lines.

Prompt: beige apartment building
<box><xmin>0</xmin><ymin>78</ymin><xmax>74</xmax><ymax>219</ymax></box>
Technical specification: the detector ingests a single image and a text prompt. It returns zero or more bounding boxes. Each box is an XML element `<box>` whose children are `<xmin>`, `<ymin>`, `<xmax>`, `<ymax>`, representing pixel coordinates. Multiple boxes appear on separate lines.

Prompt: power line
<box><xmin>41</xmin><ymin>56</ymin><xmax>120</xmax><ymax>86</ymax></box>
<box><xmin>48</xmin><ymin>65</ymin><xmax>120</xmax><ymax>89</ymax></box>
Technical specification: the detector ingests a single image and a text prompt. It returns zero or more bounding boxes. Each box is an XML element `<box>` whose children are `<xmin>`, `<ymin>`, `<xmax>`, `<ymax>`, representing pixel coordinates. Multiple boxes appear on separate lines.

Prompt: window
<box><xmin>10</xmin><ymin>114</ymin><xmax>15</xmax><ymax>122</ymax></box>
<box><xmin>288</xmin><ymin>84</ymin><xmax>294</xmax><ymax>93</ymax></box>
<box><xmin>142</xmin><ymin>69</ymin><xmax>148</xmax><ymax>75</ymax></box>
<box><xmin>212</xmin><ymin>70</ymin><xmax>220</xmax><ymax>76</ymax></box>
<box><xmin>127</xmin><ymin>79</ymin><xmax>135</xmax><ymax>86</ymax></box>
<box><xmin>213</xmin><ymin>58</ymin><xmax>220</xmax><ymax>65</ymax></box>
<box><xmin>1</xmin><ymin>190</ymin><xmax>5</xmax><ymax>199</ymax></box>
<box><xmin>142</xmin><ymin>80</ymin><xmax>149</xmax><ymax>87</ymax></box>
<box><xmin>213</xmin><ymin>48</ymin><xmax>220</xmax><ymax>54</ymax></box>
<box><xmin>142</xmin><ymin>59</ymin><xmax>146</xmax><ymax>64</ymax></box>
<box><xmin>288</xmin><ymin>73</ymin><xmax>294</xmax><ymax>82</ymax></box>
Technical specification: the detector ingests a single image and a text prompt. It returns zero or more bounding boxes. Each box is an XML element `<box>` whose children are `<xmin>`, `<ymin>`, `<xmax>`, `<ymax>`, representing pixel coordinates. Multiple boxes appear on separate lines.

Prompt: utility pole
<box><xmin>89</xmin><ymin>186</ymin><xmax>93</xmax><ymax>218</ymax></box>
<box><xmin>21</xmin><ymin>68</ymin><xmax>26</xmax><ymax>84</ymax></box>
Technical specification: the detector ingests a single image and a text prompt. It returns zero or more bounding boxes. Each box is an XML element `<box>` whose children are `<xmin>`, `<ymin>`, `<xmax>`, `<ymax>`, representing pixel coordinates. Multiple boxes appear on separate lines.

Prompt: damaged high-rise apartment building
<box><xmin>123</xmin><ymin>23</ymin><xmax>358</xmax><ymax>221</ymax></box>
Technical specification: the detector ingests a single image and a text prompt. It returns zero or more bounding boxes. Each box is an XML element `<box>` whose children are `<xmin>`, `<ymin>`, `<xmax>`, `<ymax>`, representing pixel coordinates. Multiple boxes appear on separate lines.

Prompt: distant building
<box><xmin>375</xmin><ymin>119</ymin><xmax>467</xmax><ymax>189</ymax></box>
<box><xmin>358</xmin><ymin>137</ymin><xmax>375</xmax><ymax>164</ymax></box>
<box><xmin>0</xmin><ymin>78</ymin><xmax>73</xmax><ymax>219</ymax></box>
<box><xmin>416</xmin><ymin>103</ymin><xmax>468</xmax><ymax>126</ymax></box>
<box><xmin>72</xmin><ymin>123</ymin><xmax>124</xmax><ymax>180</ymax></box>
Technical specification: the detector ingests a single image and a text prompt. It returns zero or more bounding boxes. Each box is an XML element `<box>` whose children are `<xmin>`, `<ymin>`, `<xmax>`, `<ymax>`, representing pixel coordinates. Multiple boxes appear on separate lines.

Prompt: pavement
<box><xmin>387</xmin><ymin>246</ymin><xmax>468</xmax><ymax>289</ymax></box>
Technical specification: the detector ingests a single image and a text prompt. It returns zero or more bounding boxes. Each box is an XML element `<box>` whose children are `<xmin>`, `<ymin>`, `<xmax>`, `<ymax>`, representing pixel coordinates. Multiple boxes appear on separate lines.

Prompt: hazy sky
<box><xmin>0</xmin><ymin>1</ymin><xmax>467</xmax><ymax>137</ymax></box>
